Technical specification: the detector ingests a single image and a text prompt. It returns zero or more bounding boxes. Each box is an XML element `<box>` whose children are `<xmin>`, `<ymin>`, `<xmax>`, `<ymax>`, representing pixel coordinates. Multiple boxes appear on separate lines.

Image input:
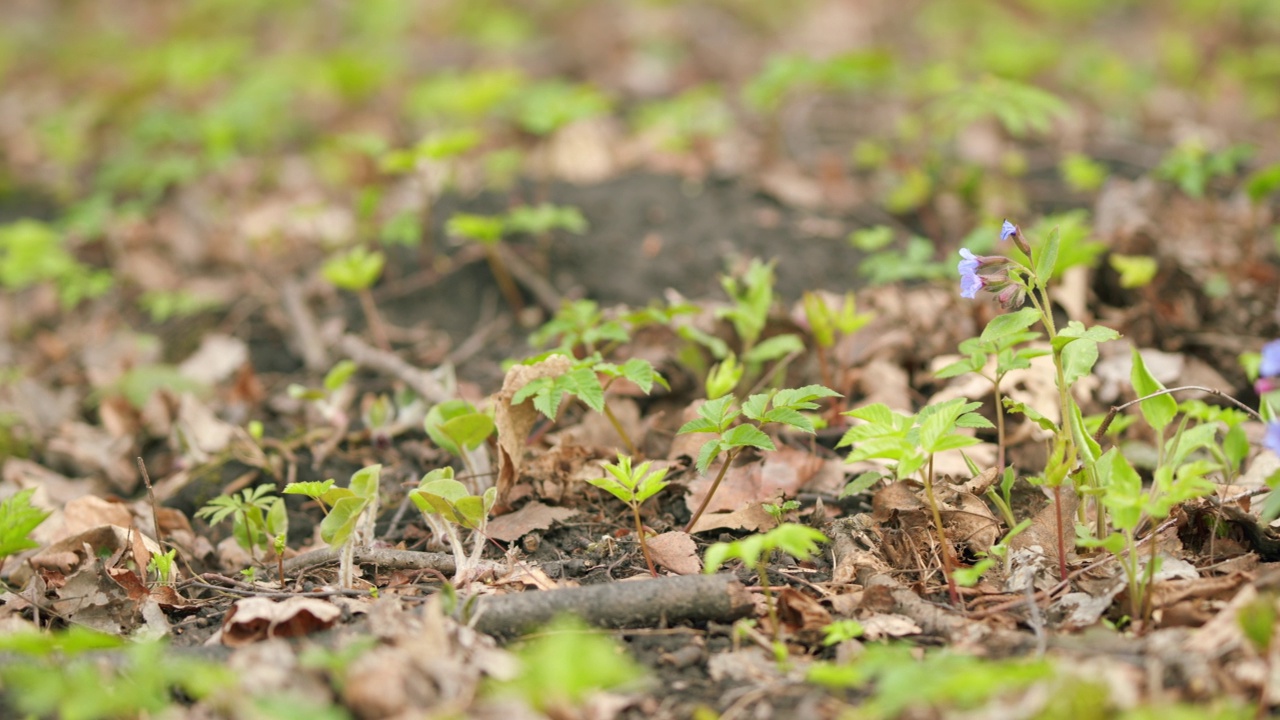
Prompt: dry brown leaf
<box><xmin>493</xmin><ymin>354</ymin><xmax>573</xmax><ymax>505</ymax></box>
<box><xmin>646</xmin><ymin>531</ymin><xmax>701</xmax><ymax>575</ymax></box>
<box><xmin>221</xmin><ymin>596</ymin><xmax>342</xmax><ymax>647</ymax></box>
<box><xmin>688</xmin><ymin>503</ymin><xmax>776</xmax><ymax>535</ymax></box>
<box><xmin>859</xmin><ymin>612</ymin><xmax>922</xmax><ymax>640</ymax></box>
<box><xmin>486</xmin><ymin>501</ymin><xmax>579</xmax><ymax>543</ymax></box>
<box><xmin>684</xmin><ymin>447</ymin><xmax>834</xmax><ymax>517</ymax></box>
<box><xmin>778</xmin><ymin>586</ymin><xmax>831</xmax><ymax>636</ymax></box>
<box><xmin>177</xmin><ymin>333</ymin><xmax>248</xmax><ymax>386</ymax></box>
<box><xmin>944</xmin><ymin>491</ymin><xmax>1001</xmax><ymax>555</ymax></box>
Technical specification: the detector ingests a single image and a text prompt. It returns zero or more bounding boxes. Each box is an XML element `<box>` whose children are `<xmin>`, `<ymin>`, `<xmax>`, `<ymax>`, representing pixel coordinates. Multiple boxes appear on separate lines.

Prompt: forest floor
<box><xmin>3</xmin><ymin>1</ymin><xmax>1280</xmax><ymax>719</ymax></box>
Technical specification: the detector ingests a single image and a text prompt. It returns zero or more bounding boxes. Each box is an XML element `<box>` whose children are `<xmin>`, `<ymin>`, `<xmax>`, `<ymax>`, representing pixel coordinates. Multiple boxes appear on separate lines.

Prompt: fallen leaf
<box><xmin>486</xmin><ymin>501</ymin><xmax>579</xmax><ymax>543</ymax></box>
<box><xmin>647</xmin><ymin>531</ymin><xmax>701</xmax><ymax>575</ymax></box>
<box><xmin>493</xmin><ymin>355</ymin><xmax>573</xmax><ymax>505</ymax></box>
<box><xmin>688</xmin><ymin>503</ymin><xmax>776</xmax><ymax>534</ymax></box>
<box><xmin>221</xmin><ymin>596</ymin><xmax>342</xmax><ymax>646</ymax></box>
<box><xmin>859</xmin><ymin>612</ymin><xmax>922</xmax><ymax>640</ymax></box>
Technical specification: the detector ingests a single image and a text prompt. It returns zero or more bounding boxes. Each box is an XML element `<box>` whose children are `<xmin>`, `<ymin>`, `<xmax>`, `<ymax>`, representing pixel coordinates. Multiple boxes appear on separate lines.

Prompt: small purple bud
<box><xmin>1258</xmin><ymin>378</ymin><xmax>1280</xmax><ymax>395</ymax></box>
<box><xmin>1000</xmin><ymin>220</ymin><xmax>1018</xmax><ymax>243</ymax></box>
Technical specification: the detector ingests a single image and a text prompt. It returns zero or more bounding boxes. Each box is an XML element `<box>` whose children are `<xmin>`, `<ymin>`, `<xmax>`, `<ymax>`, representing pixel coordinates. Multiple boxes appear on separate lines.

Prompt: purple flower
<box><xmin>1266</xmin><ymin>422</ymin><xmax>1280</xmax><ymax>454</ymax></box>
<box><xmin>958</xmin><ymin>249</ymin><xmax>985</xmax><ymax>299</ymax></box>
<box><xmin>1000</xmin><ymin>220</ymin><xmax>1018</xmax><ymax>243</ymax></box>
<box><xmin>1261</xmin><ymin>340</ymin><xmax>1280</xmax><ymax>378</ymax></box>
<box><xmin>1259</xmin><ymin>378</ymin><xmax>1280</xmax><ymax>394</ymax></box>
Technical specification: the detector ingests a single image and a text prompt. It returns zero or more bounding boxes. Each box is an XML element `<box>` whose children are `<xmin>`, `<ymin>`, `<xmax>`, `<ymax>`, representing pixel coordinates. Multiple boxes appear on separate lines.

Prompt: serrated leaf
<box><xmin>619</xmin><ymin>358</ymin><xmax>658</xmax><ymax>394</ymax></box>
<box><xmin>283</xmin><ymin>480</ymin><xmax>336</xmax><ymax>499</ymax></box>
<box><xmin>844</xmin><ymin>403</ymin><xmax>896</xmax><ymax>426</ymax></box>
<box><xmin>935</xmin><ymin>357</ymin><xmax>983</xmax><ymax>379</ymax></box>
<box><xmin>927</xmin><ymin>435</ymin><xmax>983</xmax><ymax>453</ymax></box>
<box><xmin>696</xmin><ymin>439</ymin><xmax>724</xmax><ymax>474</ymax></box>
<box><xmin>677</xmin><ymin>417</ymin><xmax>721</xmax><ymax>435</ymax></box>
<box><xmin>722</xmin><ymin>424</ymin><xmax>775</xmax><ymax>451</ymax></box>
<box><xmin>742</xmin><ymin>393</ymin><xmax>771</xmax><ymax>422</ymax></box>
<box><xmin>773</xmin><ymin>385</ymin><xmax>841</xmax><ymax>407</ymax></box>
<box><xmin>762</xmin><ymin>407</ymin><xmax>812</xmax><ymax>433</ymax></box>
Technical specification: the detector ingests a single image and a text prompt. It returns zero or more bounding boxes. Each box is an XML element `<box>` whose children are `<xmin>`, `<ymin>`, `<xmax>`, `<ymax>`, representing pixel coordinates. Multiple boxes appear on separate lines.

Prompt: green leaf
<box><xmin>843</xmin><ymin>403</ymin><xmax>896</xmax><ymax>427</ymax></box>
<box><xmin>320</xmin><ymin>496</ymin><xmax>369</xmax><ymax>548</ymax></box>
<box><xmin>743</xmin><ymin>333</ymin><xmax>805</xmax><ymax>365</ymax></box>
<box><xmin>928</xmin><ymin>435</ymin><xmax>983</xmax><ymax>453</ymax></box>
<box><xmin>0</xmin><ymin>489</ymin><xmax>50</xmax><ymax>559</ymax></box>
<box><xmin>1096</xmin><ymin>449</ymin><xmax>1143</xmax><ymax>532</ymax></box>
<box><xmin>1109</xmin><ymin>254</ymin><xmax>1158</xmax><ymax>289</ymax></box>
<box><xmin>323</xmin><ymin>360</ymin><xmax>358</xmax><ymax>391</ymax></box>
<box><xmin>935</xmin><ymin>357</ymin><xmax>984</xmax><ymax>379</ymax></box>
<box><xmin>1130</xmin><ymin>348</ymin><xmax>1177</xmax><ymax>433</ymax></box>
<box><xmin>741</xmin><ymin>393</ymin><xmax>771</xmax><ymax>422</ymax></box>
<box><xmin>350</xmin><ymin>465</ymin><xmax>381</xmax><ymax>500</ymax></box>
<box><xmin>1033</xmin><ymin>227</ymin><xmax>1060</xmax><ymax>283</ymax></box>
<box><xmin>283</xmin><ymin>480</ymin><xmax>336</xmax><ymax>499</ymax></box>
<box><xmin>841</xmin><ymin>471</ymin><xmax>884</xmax><ymax>497</ymax></box>
<box><xmin>695</xmin><ymin>439</ymin><xmax>724</xmax><ymax>474</ymax></box>
<box><xmin>1224</xmin><ymin>424</ymin><xmax>1250</xmax><ymax>472</ymax></box>
<box><xmin>1051</xmin><ymin>321</ymin><xmax>1121</xmax><ymax>353</ymax></box>
<box><xmin>677</xmin><ymin>417</ymin><xmax>720</xmax><ymax>435</ymax></box>
<box><xmin>761</xmin><ymin>407</ymin><xmax>812</xmax><ymax>433</ymax></box>
<box><xmin>618</xmin><ymin>358</ymin><xmax>659</xmax><ymax>394</ymax></box>
<box><xmin>1060</xmin><ymin>338</ymin><xmax>1100</xmax><ymax>386</ymax></box>
<box><xmin>772</xmin><ymin>384</ymin><xmax>841</xmax><ymax>408</ymax></box>
<box><xmin>439</xmin><ymin>413</ymin><xmax>496</xmax><ymax>451</ymax></box>
<box><xmin>980</xmin><ymin>308</ymin><xmax>1041</xmax><ymax>344</ymax></box>
<box><xmin>721</xmin><ymin>424</ymin><xmax>776</xmax><ymax>451</ymax></box>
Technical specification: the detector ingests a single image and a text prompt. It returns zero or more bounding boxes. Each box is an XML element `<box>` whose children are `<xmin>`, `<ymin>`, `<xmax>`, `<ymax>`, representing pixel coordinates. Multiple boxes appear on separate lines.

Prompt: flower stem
<box><xmin>602</xmin><ymin>400</ymin><xmax>636</xmax><ymax>456</ymax></box>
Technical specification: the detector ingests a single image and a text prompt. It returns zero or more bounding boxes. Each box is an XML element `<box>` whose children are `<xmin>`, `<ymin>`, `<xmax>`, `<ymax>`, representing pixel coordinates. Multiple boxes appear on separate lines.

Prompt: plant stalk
<box><xmin>357</xmin><ymin>288</ymin><xmax>392</xmax><ymax>352</ymax></box>
<box><xmin>483</xmin><ymin>244</ymin><xmax>524</xmax><ymax>316</ymax></box>
<box><xmin>684</xmin><ymin>447</ymin><xmax>741</xmax><ymax>533</ymax></box>
<box><xmin>923</xmin><ymin>455</ymin><xmax>960</xmax><ymax>605</ymax></box>
<box><xmin>633</xmin><ymin>503</ymin><xmax>658</xmax><ymax>578</ymax></box>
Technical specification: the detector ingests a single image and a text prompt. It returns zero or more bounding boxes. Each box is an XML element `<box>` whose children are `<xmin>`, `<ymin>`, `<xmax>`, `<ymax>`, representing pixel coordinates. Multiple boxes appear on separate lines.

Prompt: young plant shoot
<box><xmin>588</xmin><ymin>454</ymin><xmax>670</xmax><ymax>577</ymax></box>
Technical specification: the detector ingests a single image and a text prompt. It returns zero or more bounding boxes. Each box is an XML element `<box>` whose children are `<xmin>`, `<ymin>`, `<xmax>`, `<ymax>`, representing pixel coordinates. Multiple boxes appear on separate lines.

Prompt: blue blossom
<box><xmin>1000</xmin><ymin>220</ymin><xmax>1018</xmax><ymax>243</ymax></box>
<box><xmin>1261</xmin><ymin>339</ymin><xmax>1280</xmax><ymax>378</ymax></box>
<box><xmin>1267</xmin><ymin>422</ymin><xmax>1280</xmax><ymax>454</ymax></box>
<box><xmin>958</xmin><ymin>249</ymin><xmax>985</xmax><ymax>298</ymax></box>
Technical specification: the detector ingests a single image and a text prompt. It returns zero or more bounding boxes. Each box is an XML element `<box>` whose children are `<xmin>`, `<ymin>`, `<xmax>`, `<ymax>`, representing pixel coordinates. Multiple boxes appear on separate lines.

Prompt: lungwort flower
<box><xmin>957</xmin><ymin>248</ymin><xmax>1023</xmax><ymax>306</ymax></box>
<box><xmin>1000</xmin><ymin>219</ymin><xmax>1031</xmax><ymax>255</ymax></box>
<box><xmin>1257</xmin><ymin>340</ymin><xmax>1280</xmax><ymax>394</ymax></box>
<box><xmin>1266</xmin><ymin>422</ymin><xmax>1280</xmax><ymax>454</ymax></box>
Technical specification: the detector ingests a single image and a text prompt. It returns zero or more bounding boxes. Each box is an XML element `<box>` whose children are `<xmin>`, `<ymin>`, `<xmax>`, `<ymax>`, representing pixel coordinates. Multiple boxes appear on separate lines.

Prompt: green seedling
<box><xmin>446</xmin><ymin>212</ymin><xmax>523</xmax><ymax>315</ymax></box>
<box><xmin>489</xmin><ymin>615</ymin><xmax>645</xmax><ymax>715</ymax></box>
<box><xmin>839</xmin><ymin>398</ymin><xmax>994</xmax><ymax>603</ymax></box>
<box><xmin>195</xmin><ymin>484</ymin><xmax>285</xmax><ymax>562</ymax></box>
<box><xmin>1060</xmin><ymin>152</ymin><xmax>1109</xmax><ymax>192</ymax></box>
<box><xmin>704</xmin><ymin>523</ymin><xmax>829</xmax><ymax>643</ymax></box>
<box><xmin>424</xmin><ymin>399</ymin><xmax>495</xmax><ymax>479</ymax></box>
<box><xmin>633</xmin><ymin>85</ymin><xmax>732</xmax><ymax>155</ymax></box>
<box><xmin>821</xmin><ymin>619</ymin><xmax>865</xmax><ymax>647</ymax></box>
<box><xmin>322</xmin><ymin>246</ymin><xmax>390</xmax><ymax>351</ymax></box>
<box><xmin>853</xmin><ymin>232</ymin><xmax>952</xmax><ymax>286</ymax></box>
<box><xmin>588</xmin><ymin>454</ymin><xmax>670</xmax><ymax>577</ymax></box>
<box><xmin>935</xmin><ymin>315</ymin><xmax>1049</xmax><ymax>469</ymax></box>
<box><xmin>761</xmin><ymin>499</ymin><xmax>800</xmax><ymax>525</ymax></box>
<box><xmin>0</xmin><ymin>488</ymin><xmax>51</xmax><ymax>577</ymax></box>
<box><xmin>504</xmin><ymin>203</ymin><xmax>587</xmax><ymax>237</ymax></box>
<box><xmin>531</xmin><ymin>299</ymin><xmax>629</xmax><ymax>356</ymax></box>
<box><xmin>1109</xmin><ymin>254</ymin><xmax>1159</xmax><ymax>289</ymax></box>
<box><xmin>807</xmin><ymin>644</ymin><xmax>1054</xmax><ymax>719</ymax></box>
<box><xmin>146</xmin><ymin>548</ymin><xmax>178</xmax><ymax>587</ymax></box>
<box><xmin>411</xmin><ymin>467</ymin><xmax>497</xmax><ymax>584</ymax></box>
<box><xmin>288</xmin><ymin>359</ymin><xmax>358</xmax><ymax>431</ymax></box>
<box><xmin>0</xmin><ymin>219</ymin><xmax>113</xmax><ymax>310</ymax></box>
<box><xmin>314</xmin><ymin>464</ymin><xmax>380</xmax><ymax>589</ymax></box>
<box><xmin>513</xmin><ymin>80</ymin><xmax>611</xmax><ymax>137</ymax></box>
<box><xmin>0</xmin><ymin>629</ymin><xmax>234</xmax><ymax>720</ymax></box>
<box><xmin>802</xmin><ymin>290</ymin><xmax>873</xmax><ymax>398</ymax></box>
<box><xmin>1156</xmin><ymin>138</ymin><xmax>1252</xmax><ymax>198</ymax></box>
<box><xmin>138</xmin><ymin>289</ymin><xmax>221</xmax><ymax>323</ymax></box>
<box><xmin>679</xmin><ymin>385</ymin><xmax>840</xmax><ymax>533</ymax></box>
<box><xmin>705</xmin><ymin>354</ymin><xmax>743</xmax><ymax>400</ymax></box>
<box><xmin>514</xmin><ymin>353</ymin><xmax>667</xmax><ymax>456</ymax></box>
<box><xmin>717</xmin><ymin>259</ymin><xmax>805</xmax><ymax>378</ymax></box>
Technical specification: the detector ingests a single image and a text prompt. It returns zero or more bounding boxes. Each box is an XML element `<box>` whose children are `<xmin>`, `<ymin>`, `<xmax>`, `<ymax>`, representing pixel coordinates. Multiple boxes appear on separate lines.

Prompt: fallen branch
<box><xmin>465</xmin><ymin>573</ymin><xmax>754</xmax><ymax>639</ymax></box>
<box><xmin>332</xmin><ymin>333</ymin><xmax>451</xmax><ymax>404</ymax></box>
<box><xmin>279</xmin><ymin>547</ymin><xmax>502</xmax><ymax>579</ymax></box>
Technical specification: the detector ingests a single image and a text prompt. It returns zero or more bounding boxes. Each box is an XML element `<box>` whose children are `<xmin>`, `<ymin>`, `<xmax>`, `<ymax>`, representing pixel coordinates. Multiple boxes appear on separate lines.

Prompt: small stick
<box><xmin>1094</xmin><ymin>386</ymin><xmax>1264</xmax><ymax>443</ymax></box>
<box><xmin>136</xmin><ymin>458</ymin><xmax>165</xmax><ymax>549</ymax></box>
